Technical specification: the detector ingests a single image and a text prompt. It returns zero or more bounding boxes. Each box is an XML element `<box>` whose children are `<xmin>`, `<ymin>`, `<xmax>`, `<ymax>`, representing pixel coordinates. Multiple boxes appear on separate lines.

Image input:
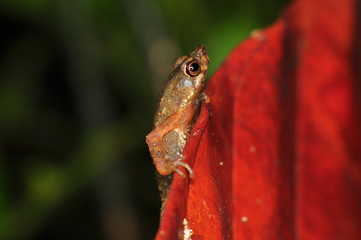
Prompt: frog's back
<box><xmin>153</xmin><ymin>69</ymin><xmax>187</xmax><ymax>127</ymax></box>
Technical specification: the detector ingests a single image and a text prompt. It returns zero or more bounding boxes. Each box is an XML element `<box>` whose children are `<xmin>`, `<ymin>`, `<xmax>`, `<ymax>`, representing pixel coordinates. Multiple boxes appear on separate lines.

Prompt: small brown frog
<box><xmin>146</xmin><ymin>46</ymin><xmax>209</xmax><ymax>192</ymax></box>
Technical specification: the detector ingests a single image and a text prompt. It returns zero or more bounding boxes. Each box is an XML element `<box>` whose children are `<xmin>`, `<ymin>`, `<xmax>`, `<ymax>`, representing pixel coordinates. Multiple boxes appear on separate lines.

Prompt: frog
<box><xmin>146</xmin><ymin>45</ymin><xmax>209</xmax><ymax>203</ymax></box>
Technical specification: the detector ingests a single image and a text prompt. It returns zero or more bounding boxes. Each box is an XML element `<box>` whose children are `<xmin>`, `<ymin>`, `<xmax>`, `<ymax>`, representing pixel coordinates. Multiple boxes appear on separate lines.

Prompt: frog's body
<box><xmin>146</xmin><ymin>45</ymin><xmax>209</xmax><ymax>177</ymax></box>
<box><xmin>146</xmin><ymin>46</ymin><xmax>209</xmax><ymax>207</ymax></box>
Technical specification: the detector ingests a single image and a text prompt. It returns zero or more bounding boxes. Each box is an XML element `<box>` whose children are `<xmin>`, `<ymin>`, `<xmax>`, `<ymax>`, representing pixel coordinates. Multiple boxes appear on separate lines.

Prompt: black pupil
<box><xmin>189</xmin><ymin>63</ymin><xmax>199</xmax><ymax>72</ymax></box>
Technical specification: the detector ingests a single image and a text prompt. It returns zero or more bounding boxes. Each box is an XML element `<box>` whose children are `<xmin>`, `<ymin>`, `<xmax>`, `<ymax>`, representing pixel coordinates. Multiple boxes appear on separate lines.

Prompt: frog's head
<box><xmin>187</xmin><ymin>45</ymin><xmax>209</xmax><ymax>84</ymax></box>
<box><xmin>172</xmin><ymin>45</ymin><xmax>209</xmax><ymax>92</ymax></box>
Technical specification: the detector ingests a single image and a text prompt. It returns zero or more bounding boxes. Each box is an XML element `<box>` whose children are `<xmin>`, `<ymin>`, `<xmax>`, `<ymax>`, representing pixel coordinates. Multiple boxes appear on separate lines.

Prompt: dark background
<box><xmin>0</xmin><ymin>0</ymin><xmax>288</xmax><ymax>239</ymax></box>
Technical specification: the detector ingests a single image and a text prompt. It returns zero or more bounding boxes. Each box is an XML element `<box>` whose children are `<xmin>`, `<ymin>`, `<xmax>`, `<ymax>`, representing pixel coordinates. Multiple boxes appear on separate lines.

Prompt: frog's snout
<box><xmin>197</xmin><ymin>45</ymin><xmax>207</xmax><ymax>55</ymax></box>
<box><xmin>193</xmin><ymin>45</ymin><xmax>207</xmax><ymax>57</ymax></box>
<box><xmin>192</xmin><ymin>45</ymin><xmax>209</xmax><ymax>67</ymax></box>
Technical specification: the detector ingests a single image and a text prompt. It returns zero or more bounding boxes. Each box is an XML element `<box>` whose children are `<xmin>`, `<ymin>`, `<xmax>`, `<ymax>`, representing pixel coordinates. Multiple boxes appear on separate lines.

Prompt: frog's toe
<box><xmin>174</xmin><ymin>168</ymin><xmax>186</xmax><ymax>178</ymax></box>
<box><xmin>173</xmin><ymin>160</ymin><xmax>194</xmax><ymax>178</ymax></box>
<box><xmin>198</xmin><ymin>92</ymin><xmax>210</xmax><ymax>103</ymax></box>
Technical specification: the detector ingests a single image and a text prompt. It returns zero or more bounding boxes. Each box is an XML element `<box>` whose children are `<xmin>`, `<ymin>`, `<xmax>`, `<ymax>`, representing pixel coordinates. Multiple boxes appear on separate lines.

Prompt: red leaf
<box><xmin>156</xmin><ymin>0</ymin><xmax>361</xmax><ymax>239</ymax></box>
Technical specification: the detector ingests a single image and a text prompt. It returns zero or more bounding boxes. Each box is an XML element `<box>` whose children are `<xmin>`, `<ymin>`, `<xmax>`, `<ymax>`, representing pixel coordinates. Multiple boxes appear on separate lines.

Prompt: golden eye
<box><xmin>186</xmin><ymin>60</ymin><xmax>201</xmax><ymax>76</ymax></box>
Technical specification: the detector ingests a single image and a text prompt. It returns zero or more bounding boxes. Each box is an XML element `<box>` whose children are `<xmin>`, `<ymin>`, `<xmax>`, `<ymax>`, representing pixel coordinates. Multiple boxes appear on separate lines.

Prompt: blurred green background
<box><xmin>0</xmin><ymin>0</ymin><xmax>288</xmax><ymax>239</ymax></box>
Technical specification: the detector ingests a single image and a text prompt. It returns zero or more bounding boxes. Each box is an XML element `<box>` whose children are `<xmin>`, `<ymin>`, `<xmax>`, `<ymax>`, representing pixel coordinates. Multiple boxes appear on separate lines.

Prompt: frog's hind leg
<box><xmin>146</xmin><ymin>108</ymin><xmax>194</xmax><ymax>177</ymax></box>
<box><xmin>146</xmin><ymin>111</ymin><xmax>186</xmax><ymax>176</ymax></box>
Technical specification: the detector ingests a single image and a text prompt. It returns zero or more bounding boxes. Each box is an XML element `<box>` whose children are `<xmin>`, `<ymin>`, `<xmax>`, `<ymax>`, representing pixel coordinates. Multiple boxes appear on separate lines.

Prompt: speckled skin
<box><xmin>146</xmin><ymin>46</ymin><xmax>209</xmax><ymax>211</ymax></box>
<box><xmin>146</xmin><ymin>46</ymin><xmax>209</xmax><ymax>179</ymax></box>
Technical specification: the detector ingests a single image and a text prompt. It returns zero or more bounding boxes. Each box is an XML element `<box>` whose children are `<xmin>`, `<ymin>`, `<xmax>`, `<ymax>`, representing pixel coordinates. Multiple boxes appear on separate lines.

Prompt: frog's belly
<box><xmin>163</xmin><ymin>129</ymin><xmax>188</xmax><ymax>161</ymax></box>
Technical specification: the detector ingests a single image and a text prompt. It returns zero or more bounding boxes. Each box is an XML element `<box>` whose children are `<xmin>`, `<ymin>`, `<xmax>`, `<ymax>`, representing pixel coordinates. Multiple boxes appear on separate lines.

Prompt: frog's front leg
<box><xmin>195</xmin><ymin>92</ymin><xmax>210</xmax><ymax>106</ymax></box>
<box><xmin>146</xmin><ymin>109</ymin><xmax>194</xmax><ymax>178</ymax></box>
<box><xmin>198</xmin><ymin>92</ymin><xmax>210</xmax><ymax>103</ymax></box>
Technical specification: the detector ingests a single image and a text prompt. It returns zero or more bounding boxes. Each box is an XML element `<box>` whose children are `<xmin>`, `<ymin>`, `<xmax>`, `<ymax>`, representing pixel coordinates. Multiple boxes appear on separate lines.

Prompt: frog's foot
<box><xmin>198</xmin><ymin>92</ymin><xmax>210</xmax><ymax>103</ymax></box>
<box><xmin>173</xmin><ymin>159</ymin><xmax>194</xmax><ymax>179</ymax></box>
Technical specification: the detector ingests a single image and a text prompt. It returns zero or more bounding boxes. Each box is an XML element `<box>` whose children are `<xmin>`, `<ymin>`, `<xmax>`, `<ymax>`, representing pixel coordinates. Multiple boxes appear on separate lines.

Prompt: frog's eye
<box><xmin>186</xmin><ymin>60</ymin><xmax>201</xmax><ymax>76</ymax></box>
